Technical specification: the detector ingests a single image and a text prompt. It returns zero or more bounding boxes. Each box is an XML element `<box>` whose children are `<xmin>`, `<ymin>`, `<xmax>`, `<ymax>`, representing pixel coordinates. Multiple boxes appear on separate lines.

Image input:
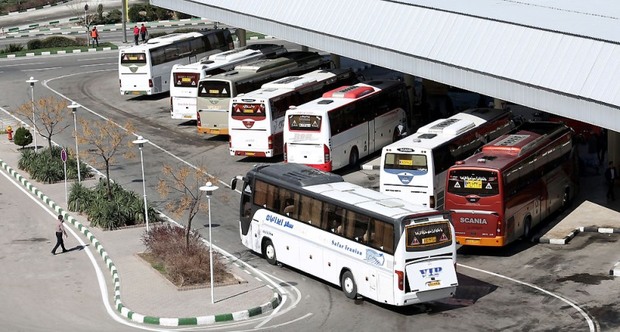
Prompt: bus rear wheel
<box><xmin>523</xmin><ymin>218</ymin><xmax>532</xmax><ymax>241</ymax></box>
<box><xmin>263</xmin><ymin>239</ymin><xmax>277</xmax><ymax>265</ymax></box>
<box><xmin>561</xmin><ymin>188</ymin><xmax>571</xmax><ymax>211</ymax></box>
<box><xmin>349</xmin><ymin>147</ymin><xmax>359</xmax><ymax>169</ymax></box>
<box><xmin>341</xmin><ymin>270</ymin><xmax>357</xmax><ymax>299</ymax></box>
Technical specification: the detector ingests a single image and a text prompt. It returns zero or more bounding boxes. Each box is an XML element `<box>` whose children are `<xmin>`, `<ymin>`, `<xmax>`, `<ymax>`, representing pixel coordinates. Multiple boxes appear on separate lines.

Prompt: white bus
<box><xmin>119</xmin><ymin>29</ymin><xmax>233</xmax><ymax>96</ymax></box>
<box><xmin>379</xmin><ymin>108</ymin><xmax>515</xmax><ymax>209</ymax></box>
<box><xmin>169</xmin><ymin>44</ymin><xmax>287</xmax><ymax>120</ymax></box>
<box><xmin>196</xmin><ymin>51</ymin><xmax>332</xmax><ymax>136</ymax></box>
<box><xmin>230</xmin><ymin>163</ymin><xmax>458</xmax><ymax>306</ymax></box>
<box><xmin>229</xmin><ymin>68</ymin><xmax>358</xmax><ymax>157</ymax></box>
<box><xmin>284</xmin><ymin>80</ymin><xmax>410</xmax><ymax>172</ymax></box>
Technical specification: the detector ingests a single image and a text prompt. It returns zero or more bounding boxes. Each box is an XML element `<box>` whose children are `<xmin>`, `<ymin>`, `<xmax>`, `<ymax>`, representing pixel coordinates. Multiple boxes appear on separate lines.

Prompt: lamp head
<box><xmin>200</xmin><ymin>181</ymin><xmax>219</xmax><ymax>196</ymax></box>
<box><xmin>68</xmin><ymin>102</ymin><xmax>80</xmax><ymax>113</ymax></box>
<box><xmin>26</xmin><ymin>76</ymin><xmax>38</xmax><ymax>86</ymax></box>
<box><xmin>132</xmin><ymin>135</ymin><xmax>148</xmax><ymax>148</ymax></box>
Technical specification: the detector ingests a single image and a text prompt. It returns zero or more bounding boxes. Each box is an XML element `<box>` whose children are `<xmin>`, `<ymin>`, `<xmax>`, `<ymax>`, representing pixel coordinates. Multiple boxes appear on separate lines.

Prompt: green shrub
<box><xmin>69</xmin><ymin>179</ymin><xmax>157</xmax><ymax>230</ymax></box>
<box><xmin>18</xmin><ymin>146</ymin><xmax>90</xmax><ymax>183</ymax></box>
<box><xmin>13</xmin><ymin>127</ymin><xmax>32</xmax><ymax>148</ymax></box>
<box><xmin>41</xmin><ymin>36</ymin><xmax>81</xmax><ymax>48</ymax></box>
<box><xmin>27</xmin><ymin>39</ymin><xmax>43</xmax><ymax>50</ymax></box>
<box><xmin>2</xmin><ymin>43</ymin><xmax>24</xmax><ymax>54</ymax></box>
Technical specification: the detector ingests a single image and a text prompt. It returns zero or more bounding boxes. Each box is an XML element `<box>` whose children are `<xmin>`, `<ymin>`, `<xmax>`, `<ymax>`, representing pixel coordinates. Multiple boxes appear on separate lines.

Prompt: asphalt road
<box><xmin>0</xmin><ymin>40</ymin><xmax>619</xmax><ymax>331</ymax></box>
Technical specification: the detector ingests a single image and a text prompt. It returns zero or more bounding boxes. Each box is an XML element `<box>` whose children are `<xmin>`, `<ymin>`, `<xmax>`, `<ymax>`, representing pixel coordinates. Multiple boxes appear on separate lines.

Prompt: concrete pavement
<box><xmin>0</xmin><ymin>111</ymin><xmax>282</xmax><ymax>327</ymax></box>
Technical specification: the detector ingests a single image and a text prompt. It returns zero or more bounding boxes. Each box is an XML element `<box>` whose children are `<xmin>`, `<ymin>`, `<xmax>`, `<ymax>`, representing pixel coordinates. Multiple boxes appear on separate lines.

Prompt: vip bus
<box><xmin>119</xmin><ymin>29</ymin><xmax>233</xmax><ymax>96</ymax></box>
<box><xmin>283</xmin><ymin>80</ymin><xmax>410</xmax><ymax>172</ymax></box>
<box><xmin>169</xmin><ymin>44</ymin><xmax>287</xmax><ymax>120</ymax></box>
<box><xmin>229</xmin><ymin>68</ymin><xmax>358</xmax><ymax>157</ymax></box>
<box><xmin>379</xmin><ymin>108</ymin><xmax>515</xmax><ymax>209</ymax></box>
<box><xmin>445</xmin><ymin>121</ymin><xmax>578</xmax><ymax>247</ymax></box>
<box><xmin>230</xmin><ymin>163</ymin><xmax>458</xmax><ymax>305</ymax></box>
<box><xmin>196</xmin><ymin>51</ymin><xmax>332</xmax><ymax>136</ymax></box>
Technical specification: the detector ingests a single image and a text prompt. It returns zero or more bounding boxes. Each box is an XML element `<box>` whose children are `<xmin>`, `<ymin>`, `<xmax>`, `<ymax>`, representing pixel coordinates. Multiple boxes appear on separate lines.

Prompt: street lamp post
<box><xmin>68</xmin><ymin>102</ymin><xmax>81</xmax><ymax>183</ymax></box>
<box><xmin>132</xmin><ymin>136</ymin><xmax>149</xmax><ymax>231</ymax></box>
<box><xmin>26</xmin><ymin>77</ymin><xmax>38</xmax><ymax>152</ymax></box>
<box><xmin>84</xmin><ymin>4</ymin><xmax>89</xmax><ymax>47</ymax></box>
<box><xmin>199</xmin><ymin>181</ymin><xmax>219</xmax><ymax>304</ymax></box>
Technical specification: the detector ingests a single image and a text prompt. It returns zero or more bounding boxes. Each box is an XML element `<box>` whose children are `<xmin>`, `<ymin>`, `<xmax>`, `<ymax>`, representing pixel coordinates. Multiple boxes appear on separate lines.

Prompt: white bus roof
<box><xmin>232</xmin><ymin>69</ymin><xmax>342</xmax><ymax>101</ymax></box>
<box><xmin>250</xmin><ymin>163</ymin><xmax>436</xmax><ymax>220</ymax></box>
<box><xmin>305</xmin><ymin>181</ymin><xmax>436</xmax><ymax>220</ymax></box>
<box><xmin>121</xmin><ymin>31</ymin><xmax>210</xmax><ymax>52</ymax></box>
<box><xmin>385</xmin><ymin>108</ymin><xmax>509</xmax><ymax>150</ymax></box>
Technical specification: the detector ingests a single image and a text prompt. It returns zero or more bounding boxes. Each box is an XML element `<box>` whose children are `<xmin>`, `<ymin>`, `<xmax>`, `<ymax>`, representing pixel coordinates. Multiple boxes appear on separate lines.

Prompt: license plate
<box><xmin>422</xmin><ymin>236</ymin><xmax>436</xmax><ymax>244</ymax></box>
<box><xmin>465</xmin><ymin>238</ymin><xmax>481</xmax><ymax>245</ymax></box>
<box><xmin>131</xmin><ymin>91</ymin><xmax>141</xmax><ymax>95</ymax></box>
<box><xmin>465</xmin><ymin>180</ymin><xmax>482</xmax><ymax>189</ymax></box>
<box><xmin>183</xmin><ymin>115</ymin><xmax>192</xmax><ymax>119</ymax></box>
<box><xmin>210</xmin><ymin>129</ymin><xmax>219</xmax><ymax>134</ymax></box>
<box><xmin>245</xmin><ymin>152</ymin><xmax>255</xmax><ymax>156</ymax></box>
<box><xmin>426</xmin><ymin>280</ymin><xmax>441</xmax><ymax>287</ymax></box>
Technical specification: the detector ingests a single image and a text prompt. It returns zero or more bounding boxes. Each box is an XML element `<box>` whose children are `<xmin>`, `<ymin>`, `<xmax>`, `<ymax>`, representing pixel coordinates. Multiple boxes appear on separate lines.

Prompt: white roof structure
<box><xmin>151</xmin><ymin>0</ymin><xmax>620</xmax><ymax>131</ymax></box>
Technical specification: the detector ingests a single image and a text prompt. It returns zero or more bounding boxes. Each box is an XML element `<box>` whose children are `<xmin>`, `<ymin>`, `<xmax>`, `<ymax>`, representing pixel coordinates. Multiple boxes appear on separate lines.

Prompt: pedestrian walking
<box><xmin>605</xmin><ymin>161</ymin><xmax>617</xmax><ymax>202</ymax></box>
<box><xmin>90</xmin><ymin>26</ymin><xmax>99</xmax><ymax>47</ymax></box>
<box><xmin>133</xmin><ymin>25</ymin><xmax>140</xmax><ymax>45</ymax></box>
<box><xmin>140</xmin><ymin>23</ymin><xmax>148</xmax><ymax>43</ymax></box>
<box><xmin>51</xmin><ymin>214</ymin><xmax>68</xmax><ymax>255</ymax></box>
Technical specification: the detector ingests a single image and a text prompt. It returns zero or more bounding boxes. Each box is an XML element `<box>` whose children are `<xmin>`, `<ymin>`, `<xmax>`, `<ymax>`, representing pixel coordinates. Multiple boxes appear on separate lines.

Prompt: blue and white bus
<box><xmin>231</xmin><ymin>163</ymin><xmax>458</xmax><ymax>306</ymax></box>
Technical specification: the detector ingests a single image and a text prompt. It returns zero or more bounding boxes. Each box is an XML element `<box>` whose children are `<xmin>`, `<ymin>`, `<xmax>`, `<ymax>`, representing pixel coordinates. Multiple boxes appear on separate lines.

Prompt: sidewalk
<box><xmin>0</xmin><ymin>117</ymin><xmax>281</xmax><ymax>326</ymax></box>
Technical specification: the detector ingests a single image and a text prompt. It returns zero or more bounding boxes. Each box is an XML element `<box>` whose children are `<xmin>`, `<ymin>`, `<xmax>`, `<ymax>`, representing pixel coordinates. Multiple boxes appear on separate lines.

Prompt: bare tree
<box><xmin>15</xmin><ymin>96</ymin><xmax>70</xmax><ymax>154</ymax></box>
<box><xmin>78</xmin><ymin>118</ymin><xmax>135</xmax><ymax>200</ymax></box>
<box><xmin>157</xmin><ymin>163</ymin><xmax>215</xmax><ymax>249</ymax></box>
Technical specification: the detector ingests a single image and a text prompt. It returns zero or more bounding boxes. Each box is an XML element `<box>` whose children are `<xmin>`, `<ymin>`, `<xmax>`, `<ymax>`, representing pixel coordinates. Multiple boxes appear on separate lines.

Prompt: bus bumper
<box><xmin>456</xmin><ymin>236</ymin><xmax>506</xmax><ymax>247</ymax></box>
<box><xmin>198</xmin><ymin>127</ymin><xmax>229</xmax><ymax>136</ymax></box>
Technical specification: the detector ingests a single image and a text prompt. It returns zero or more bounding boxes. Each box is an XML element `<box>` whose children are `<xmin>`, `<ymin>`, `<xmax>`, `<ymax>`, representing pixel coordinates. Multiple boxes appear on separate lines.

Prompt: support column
<box><xmin>404</xmin><ymin>74</ymin><xmax>418</xmax><ymax>129</ymax></box>
<box><xmin>330</xmin><ymin>54</ymin><xmax>341</xmax><ymax>69</ymax></box>
<box><xmin>236</xmin><ymin>28</ymin><xmax>246</xmax><ymax>47</ymax></box>
<box><xmin>608</xmin><ymin>130</ymin><xmax>620</xmax><ymax>170</ymax></box>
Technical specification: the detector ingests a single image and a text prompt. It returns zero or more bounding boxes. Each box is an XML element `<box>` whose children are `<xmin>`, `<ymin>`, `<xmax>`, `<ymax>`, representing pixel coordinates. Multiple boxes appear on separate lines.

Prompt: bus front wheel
<box><xmin>341</xmin><ymin>270</ymin><xmax>357</xmax><ymax>299</ymax></box>
<box><xmin>263</xmin><ymin>239</ymin><xmax>277</xmax><ymax>265</ymax></box>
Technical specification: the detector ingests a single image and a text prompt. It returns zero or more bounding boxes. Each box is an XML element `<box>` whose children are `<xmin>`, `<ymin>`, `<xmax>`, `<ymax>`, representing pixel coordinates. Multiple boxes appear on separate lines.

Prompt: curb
<box><xmin>537</xmin><ymin>226</ymin><xmax>620</xmax><ymax>245</ymax></box>
<box><xmin>0</xmin><ymin>158</ymin><xmax>282</xmax><ymax>326</ymax></box>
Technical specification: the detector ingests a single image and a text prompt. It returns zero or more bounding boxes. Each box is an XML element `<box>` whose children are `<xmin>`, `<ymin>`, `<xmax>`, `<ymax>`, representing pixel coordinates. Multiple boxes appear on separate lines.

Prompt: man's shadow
<box><xmin>63</xmin><ymin>244</ymin><xmax>90</xmax><ymax>253</ymax></box>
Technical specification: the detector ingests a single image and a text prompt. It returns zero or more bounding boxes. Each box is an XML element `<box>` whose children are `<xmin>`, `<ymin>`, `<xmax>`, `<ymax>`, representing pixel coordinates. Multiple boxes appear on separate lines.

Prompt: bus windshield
<box><xmin>288</xmin><ymin>114</ymin><xmax>322</xmax><ymax>131</ymax></box>
<box><xmin>173</xmin><ymin>72</ymin><xmax>199</xmax><ymax>88</ymax></box>
<box><xmin>120</xmin><ymin>53</ymin><xmax>147</xmax><ymax>64</ymax></box>
<box><xmin>447</xmin><ymin>169</ymin><xmax>499</xmax><ymax>197</ymax></box>
<box><xmin>198</xmin><ymin>81</ymin><xmax>231</xmax><ymax>98</ymax></box>
<box><xmin>383</xmin><ymin>153</ymin><xmax>428</xmax><ymax>171</ymax></box>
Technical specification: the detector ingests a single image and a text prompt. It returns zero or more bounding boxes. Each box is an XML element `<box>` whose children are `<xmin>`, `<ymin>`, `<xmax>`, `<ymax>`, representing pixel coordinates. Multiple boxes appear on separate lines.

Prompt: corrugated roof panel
<box><xmin>588</xmin><ymin>45</ymin><xmax>620</xmax><ymax>105</ymax></box>
<box><xmin>464</xmin><ymin>19</ymin><xmax>494</xmax><ymax>72</ymax></box>
<box><xmin>581</xmin><ymin>43</ymin><xmax>613</xmax><ymax>99</ymax></box>
<box><xmin>434</xmin><ymin>14</ymin><xmax>469</xmax><ymax>65</ymax></box>
<box><xmin>527</xmin><ymin>33</ymin><xmax>562</xmax><ymax>87</ymax></box>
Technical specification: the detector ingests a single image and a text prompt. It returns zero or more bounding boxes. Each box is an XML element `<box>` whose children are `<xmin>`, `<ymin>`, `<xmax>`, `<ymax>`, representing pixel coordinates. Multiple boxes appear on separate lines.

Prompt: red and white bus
<box><xmin>229</xmin><ymin>68</ymin><xmax>358</xmax><ymax>157</ymax></box>
<box><xmin>445</xmin><ymin>121</ymin><xmax>579</xmax><ymax>247</ymax></box>
<box><xmin>284</xmin><ymin>80</ymin><xmax>410</xmax><ymax>172</ymax></box>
